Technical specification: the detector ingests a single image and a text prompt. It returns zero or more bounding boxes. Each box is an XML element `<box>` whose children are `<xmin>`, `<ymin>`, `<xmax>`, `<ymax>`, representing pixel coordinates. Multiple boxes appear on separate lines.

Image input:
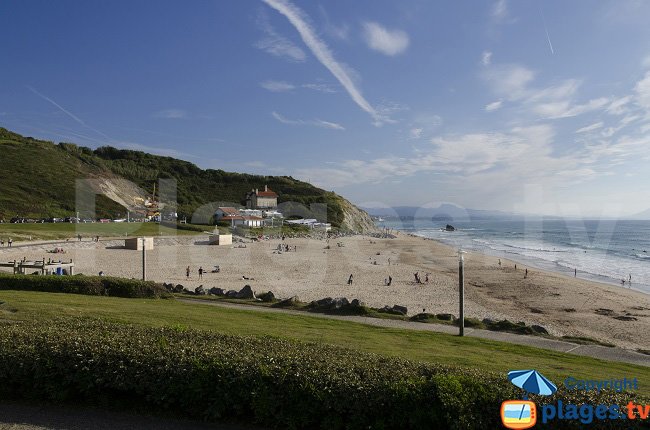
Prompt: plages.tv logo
<box><xmin>501</xmin><ymin>369</ymin><xmax>557</xmax><ymax>429</ymax></box>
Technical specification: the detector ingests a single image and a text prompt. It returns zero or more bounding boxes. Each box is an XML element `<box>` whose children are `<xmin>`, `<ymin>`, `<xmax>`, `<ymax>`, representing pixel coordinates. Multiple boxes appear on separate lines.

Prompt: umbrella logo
<box><xmin>500</xmin><ymin>370</ymin><xmax>557</xmax><ymax>429</ymax></box>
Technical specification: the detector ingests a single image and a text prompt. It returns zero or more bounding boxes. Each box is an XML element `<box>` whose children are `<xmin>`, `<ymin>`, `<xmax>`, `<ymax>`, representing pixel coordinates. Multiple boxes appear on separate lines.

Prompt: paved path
<box><xmin>0</xmin><ymin>402</ymin><xmax>261</xmax><ymax>430</ymax></box>
<box><xmin>180</xmin><ymin>299</ymin><xmax>650</xmax><ymax>367</ymax></box>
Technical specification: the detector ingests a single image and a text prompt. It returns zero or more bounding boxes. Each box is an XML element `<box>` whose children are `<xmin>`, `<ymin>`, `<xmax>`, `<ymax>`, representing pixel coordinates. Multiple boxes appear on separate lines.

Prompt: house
<box><xmin>225</xmin><ymin>215</ymin><xmax>264</xmax><ymax>228</ymax></box>
<box><xmin>245</xmin><ymin>185</ymin><xmax>278</xmax><ymax>209</ymax></box>
<box><xmin>214</xmin><ymin>207</ymin><xmax>240</xmax><ymax>221</ymax></box>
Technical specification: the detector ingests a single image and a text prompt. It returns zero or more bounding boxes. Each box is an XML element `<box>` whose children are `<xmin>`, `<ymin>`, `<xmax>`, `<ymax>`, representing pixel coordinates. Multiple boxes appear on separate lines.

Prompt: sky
<box><xmin>2</xmin><ymin>0</ymin><xmax>650</xmax><ymax>217</ymax></box>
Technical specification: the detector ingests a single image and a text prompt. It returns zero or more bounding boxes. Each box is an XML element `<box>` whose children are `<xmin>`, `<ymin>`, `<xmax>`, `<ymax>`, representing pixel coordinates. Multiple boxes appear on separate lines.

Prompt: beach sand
<box><xmin>1</xmin><ymin>232</ymin><xmax>649</xmax><ymax>351</ymax></box>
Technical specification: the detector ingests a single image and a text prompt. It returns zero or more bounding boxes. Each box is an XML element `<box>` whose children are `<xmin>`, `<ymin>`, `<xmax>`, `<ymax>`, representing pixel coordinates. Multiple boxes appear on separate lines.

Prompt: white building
<box><xmin>226</xmin><ymin>215</ymin><xmax>264</xmax><ymax>228</ymax></box>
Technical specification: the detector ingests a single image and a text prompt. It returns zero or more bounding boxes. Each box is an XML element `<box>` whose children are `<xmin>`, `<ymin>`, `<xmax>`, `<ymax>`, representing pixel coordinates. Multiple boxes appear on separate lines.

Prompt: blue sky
<box><xmin>2</xmin><ymin>0</ymin><xmax>650</xmax><ymax>217</ymax></box>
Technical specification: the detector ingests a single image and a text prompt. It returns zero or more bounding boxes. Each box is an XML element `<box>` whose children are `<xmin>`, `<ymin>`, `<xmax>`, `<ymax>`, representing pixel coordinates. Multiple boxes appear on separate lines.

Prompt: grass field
<box><xmin>0</xmin><ymin>222</ymin><xmax>206</xmax><ymax>241</ymax></box>
<box><xmin>1</xmin><ymin>290</ymin><xmax>648</xmax><ymax>397</ymax></box>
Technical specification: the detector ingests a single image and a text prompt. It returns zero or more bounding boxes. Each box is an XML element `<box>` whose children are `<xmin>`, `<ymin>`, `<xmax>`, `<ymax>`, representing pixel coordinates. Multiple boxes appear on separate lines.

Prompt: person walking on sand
<box><xmin>388</xmin><ymin>275</ymin><xmax>392</xmax><ymax>286</ymax></box>
<box><xmin>524</xmin><ymin>268</ymin><xmax>528</xmax><ymax>279</ymax></box>
<box><xmin>425</xmin><ymin>273</ymin><xmax>429</xmax><ymax>283</ymax></box>
<box><xmin>498</xmin><ymin>259</ymin><xmax>501</xmax><ymax>267</ymax></box>
<box><xmin>347</xmin><ymin>274</ymin><xmax>353</xmax><ymax>285</ymax></box>
<box><xmin>186</xmin><ymin>266</ymin><xmax>190</xmax><ymax>279</ymax></box>
<box><xmin>198</xmin><ymin>267</ymin><xmax>204</xmax><ymax>280</ymax></box>
<box><xmin>8</xmin><ymin>238</ymin><xmax>12</xmax><ymax>247</ymax></box>
<box><xmin>574</xmin><ymin>268</ymin><xmax>577</xmax><ymax>277</ymax></box>
<box><xmin>0</xmin><ymin>239</ymin><xmax>4</xmax><ymax>247</ymax></box>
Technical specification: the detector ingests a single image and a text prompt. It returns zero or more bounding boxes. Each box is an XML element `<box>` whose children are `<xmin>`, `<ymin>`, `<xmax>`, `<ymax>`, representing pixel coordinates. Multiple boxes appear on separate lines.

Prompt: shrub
<box><xmin>0</xmin><ymin>273</ymin><xmax>169</xmax><ymax>298</ymax></box>
<box><xmin>0</xmin><ymin>318</ymin><xmax>645</xmax><ymax>429</ymax></box>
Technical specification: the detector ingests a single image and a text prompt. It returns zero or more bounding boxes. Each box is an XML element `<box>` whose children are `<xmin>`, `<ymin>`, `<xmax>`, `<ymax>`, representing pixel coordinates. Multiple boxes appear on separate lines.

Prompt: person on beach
<box><xmin>425</xmin><ymin>273</ymin><xmax>429</xmax><ymax>283</ymax></box>
<box><xmin>0</xmin><ymin>239</ymin><xmax>4</xmax><ymax>247</ymax></box>
<box><xmin>498</xmin><ymin>259</ymin><xmax>501</xmax><ymax>267</ymax></box>
<box><xmin>198</xmin><ymin>267</ymin><xmax>203</xmax><ymax>279</ymax></box>
<box><xmin>78</xmin><ymin>234</ymin><xmax>82</xmax><ymax>242</ymax></box>
<box><xmin>524</xmin><ymin>268</ymin><xmax>528</xmax><ymax>279</ymax></box>
<box><xmin>388</xmin><ymin>275</ymin><xmax>392</xmax><ymax>286</ymax></box>
<box><xmin>574</xmin><ymin>268</ymin><xmax>577</xmax><ymax>277</ymax></box>
<box><xmin>186</xmin><ymin>266</ymin><xmax>190</xmax><ymax>279</ymax></box>
<box><xmin>629</xmin><ymin>274</ymin><xmax>632</xmax><ymax>283</ymax></box>
<box><xmin>8</xmin><ymin>238</ymin><xmax>12</xmax><ymax>247</ymax></box>
<box><xmin>514</xmin><ymin>264</ymin><xmax>517</xmax><ymax>270</ymax></box>
<box><xmin>388</xmin><ymin>257</ymin><xmax>391</xmax><ymax>265</ymax></box>
<box><xmin>347</xmin><ymin>274</ymin><xmax>353</xmax><ymax>285</ymax></box>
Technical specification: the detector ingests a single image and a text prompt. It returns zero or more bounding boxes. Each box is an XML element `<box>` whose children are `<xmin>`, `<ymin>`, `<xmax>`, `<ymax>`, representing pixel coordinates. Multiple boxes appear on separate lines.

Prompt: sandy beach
<box><xmin>1</xmin><ymin>232</ymin><xmax>649</xmax><ymax>351</ymax></box>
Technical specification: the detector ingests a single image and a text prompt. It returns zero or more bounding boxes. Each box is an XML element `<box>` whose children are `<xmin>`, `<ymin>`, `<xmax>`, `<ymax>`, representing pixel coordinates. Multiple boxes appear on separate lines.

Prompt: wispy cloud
<box><xmin>255</xmin><ymin>10</ymin><xmax>306</xmax><ymax>62</ymax></box>
<box><xmin>481</xmin><ymin>51</ymin><xmax>493</xmax><ymax>66</ymax></box>
<box><xmin>634</xmin><ymin>71</ymin><xmax>650</xmax><ymax>110</ymax></box>
<box><xmin>152</xmin><ymin>109</ymin><xmax>188</xmax><ymax>119</ymax></box>
<box><xmin>576</xmin><ymin>121</ymin><xmax>604</xmax><ymax>133</ymax></box>
<box><xmin>260</xmin><ymin>80</ymin><xmax>295</xmax><ymax>92</ymax></box>
<box><xmin>262</xmin><ymin>0</ymin><xmax>384</xmax><ymax>125</ymax></box>
<box><xmin>361</xmin><ymin>22</ymin><xmax>409</xmax><ymax>56</ymax></box>
<box><xmin>492</xmin><ymin>0</ymin><xmax>509</xmax><ymax>21</ymax></box>
<box><xmin>485</xmin><ymin>100</ymin><xmax>503</xmax><ymax>112</ymax></box>
<box><xmin>271</xmin><ymin>111</ymin><xmax>345</xmax><ymax>130</ymax></box>
<box><xmin>301</xmin><ymin>83</ymin><xmax>337</xmax><ymax>93</ymax></box>
<box><xmin>319</xmin><ymin>5</ymin><xmax>349</xmax><ymax>40</ymax></box>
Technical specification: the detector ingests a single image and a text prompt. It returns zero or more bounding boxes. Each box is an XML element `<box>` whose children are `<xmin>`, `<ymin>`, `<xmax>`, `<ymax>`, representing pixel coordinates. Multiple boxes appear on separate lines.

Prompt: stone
<box><xmin>531</xmin><ymin>325</ymin><xmax>549</xmax><ymax>335</ymax></box>
<box><xmin>209</xmin><ymin>287</ymin><xmax>225</xmax><ymax>296</ymax></box>
<box><xmin>391</xmin><ymin>305</ymin><xmax>408</xmax><ymax>315</ymax></box>
<box><xmin>195</xmin><ymin>285</ymin><xmax>206</xmax><ymax>295</ymax></box>
<box><xmin>173</xmin><ymin>284</ymin><xmax>184</xmax><ymax>293</ymax></box>
<box><xmin>436</xmin><ymin>313</ymin><xmax>454</xmax><ymax>321</ymax></box>
<box><xmin>445</xmin><ymin>224</ymin><xmax>456</xmax><ymax>231</ymax></box>
<box><xmin>350</xmin><ymin>299</ymin><xmax>365</xmax><ymax>307</ymax></box>
<box><xmin>273</xmin><ymin>296</ymin><xmax>300</xmax><ymax>307</ymax></box>
<box><xmin>236</xmin><ymin>285</ymin><xmax>256</xmax><ymax>299</ymax></box>
<box><xmin>225</xmin><ymin>289</ymin><xmax>239</xmax><ymax>298</ymax></box>
<box><xmin>257</xmin><ymin>291</ymin><xmax>275</xmax><ymax>302</ymax></box>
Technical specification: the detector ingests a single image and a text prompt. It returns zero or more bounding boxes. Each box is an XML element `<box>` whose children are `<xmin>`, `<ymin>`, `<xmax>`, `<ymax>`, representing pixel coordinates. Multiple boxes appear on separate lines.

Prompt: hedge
<box><xmin>0</xmin><ymin>318</ymin><xmax>646</xmax><ymax>429</ymax></box>
<box><xmin>0</xmin><ymin>273</ymin><xmax>169</xmax><ymax>298</ymax></box>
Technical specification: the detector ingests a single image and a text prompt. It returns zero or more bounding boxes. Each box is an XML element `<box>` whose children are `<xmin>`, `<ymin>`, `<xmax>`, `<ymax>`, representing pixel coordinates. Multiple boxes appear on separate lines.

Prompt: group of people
<box><xmin>413</xmin><ymin>271</ymin><xmax>429</xmax><ymax>284</ymax></box>
<box><xmin>0</xmin><ymin>238</ymin><xmax>13</xmax><ymax>247</ymax></box>
<box><xmin>186</xmin><ymin>266</ymin><xmax>205</xmax><ymax>280</ymax></box>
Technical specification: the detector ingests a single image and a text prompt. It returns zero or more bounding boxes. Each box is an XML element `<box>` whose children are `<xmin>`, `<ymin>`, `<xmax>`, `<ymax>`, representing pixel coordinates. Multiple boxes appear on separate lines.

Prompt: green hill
<box><xmin>0</xmin><ymin>127</ymin><xmax>375</xmax><ymax>231</ymax></box>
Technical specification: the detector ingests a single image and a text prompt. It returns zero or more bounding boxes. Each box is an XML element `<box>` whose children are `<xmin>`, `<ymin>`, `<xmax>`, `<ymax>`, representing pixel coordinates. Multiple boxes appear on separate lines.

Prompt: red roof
<box><xmin>218</xmin><ymin>207</ymin><xmax>239</xmax><ymax>215</ymax></box>
<box><xmin>256</xmin><ymin>191</ymin><xmax>278</xmax><ymax>197</ymax></box>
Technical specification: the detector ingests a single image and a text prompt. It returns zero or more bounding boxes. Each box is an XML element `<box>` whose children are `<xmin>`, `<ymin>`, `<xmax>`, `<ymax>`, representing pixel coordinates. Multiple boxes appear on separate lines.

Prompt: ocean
<box><xmin>379</xmin><ymin>218</ymin><xmax>650</xmax><ymax>294</ymax></box>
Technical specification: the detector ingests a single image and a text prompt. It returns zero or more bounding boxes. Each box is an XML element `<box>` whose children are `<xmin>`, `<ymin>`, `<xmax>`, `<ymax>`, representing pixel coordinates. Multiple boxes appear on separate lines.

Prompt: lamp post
<box><xmin>458</xmin><ymin>248</ymin><xmax>466</xmax><ymax>336</ymax></box>
<box><xmin>141</xmin><ymin>237</ymin><xmax>147</xmax><ymax>281</ymax></box>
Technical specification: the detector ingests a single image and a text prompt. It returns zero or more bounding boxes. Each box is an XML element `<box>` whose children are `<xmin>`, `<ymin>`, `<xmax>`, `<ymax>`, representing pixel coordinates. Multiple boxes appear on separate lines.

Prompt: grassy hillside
<box><xmin>1</xmin><ymin>290</ymin><xmax>648</xmax><ymax>398</ymax></box>
<box><xmin>0</xmin><ymin>127</ymin><xmax>364</xmax><ymax>228</ymax></box>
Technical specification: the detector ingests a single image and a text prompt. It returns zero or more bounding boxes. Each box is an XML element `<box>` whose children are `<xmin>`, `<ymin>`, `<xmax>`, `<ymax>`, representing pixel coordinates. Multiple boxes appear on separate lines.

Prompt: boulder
<box><xmin>531</xmin><ymin>325</ymin><xmax>549</xmax><ymax>335</ymax></box>
<box><xmin>445</xmin><ymin>224</ymin><xmax>456</xmax><ymax>232</ymax></box>
<box><xmin>236</xmin><ymin>285</ymin><xmax>256</xmax><ymax>299</ymax></box>
<box><xmin>182</xmin><ymin>288</ymin><xmax>195</xmax><ymax>295</ymax></box>
<box><xmin>436</xmin><ymin>313</ymin><xmax>455</xmax><ymax>321</ymax></box>
<box><xmin>173</xmin><ymin>284</ymin><xmax>185</xmax><ymax>293</ymax></box>
<box><xmin>391</xmin><ymin>305</ymin><xmax>408</xmax><ymax>316</ymax></box>
<box><xmin>350</xmin><ymin>299</ymin><xmax>365</xmax><ymax>307</ymax></box>
<box><xmin>258</xmin><ymin>291</ymin><xmax>276</xmax><ymax>302</ymax></box>
<box><xmin>273</xmin><ymin>296</ymin><xmax>300</xmax><ymax>308</ymax></box>
<box><xmin>195</xmin><ymin>285</ymin><xmax>206</xmax><ymax>295</ymax></box>
<box><xmin>209</xmin><ymin>287</ymin><xmax>225</xmax><ymax>296</ymax></box>
<box><xmin>225</xmin><ymin>289</ymin><xmax>239</xmax><ymax>298</ymax></box>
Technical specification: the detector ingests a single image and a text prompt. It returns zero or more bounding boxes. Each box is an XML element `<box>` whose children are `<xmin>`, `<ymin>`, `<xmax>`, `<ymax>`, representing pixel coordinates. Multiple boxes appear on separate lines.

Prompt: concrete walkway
<box><xmin>180</xmin><ymin>298</ymin><xmax>650</xmax><ymax>367</ymax></box>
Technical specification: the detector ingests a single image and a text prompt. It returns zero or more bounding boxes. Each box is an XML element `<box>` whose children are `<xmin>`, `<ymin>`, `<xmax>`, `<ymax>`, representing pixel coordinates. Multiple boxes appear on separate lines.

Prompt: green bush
<box><xmin>0</xmin><ymin>318</ymin><xmax>645</xmax><ymax>429</ymax></box>
<box><xmin>0</xmin><ymin>273</ymin><xmax>169</xmax><ymax>298</ymax></box>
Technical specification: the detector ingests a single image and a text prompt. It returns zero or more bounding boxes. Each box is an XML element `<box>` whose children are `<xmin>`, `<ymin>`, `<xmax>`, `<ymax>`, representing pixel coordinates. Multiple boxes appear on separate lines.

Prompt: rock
<box><xmin>182</xmin><ymin>288</ymin><xmax>195</xmax><ymax>295</ymax></box>
<box><xmin>614</xmin><ymin>316</ymin><xmax>637</xmax><ymax>321</ymax></box>
<box><xmin>391</xmin><ymin>305</ymin><xmax>408</xmax><ymax>315</ymax></box>
<box><xmin>195</xmin><ymin>285</ymin><xmax>206</xmax><ymax>295</ymax></box>
<box><xmin>436</xmin><ymin>313</ymin><xmax>455</xmax><ymax>321</ymax></box>
<box><xmin>350</xmin><ymin>299</ymin><xmax>365</xmax><ymax>307</ymax></box>
<box><xmin>209</xmin><ymin>287</ymin><xmax>225</xmax><ymax>296</ymax></box>
<box><xmin>482</xmin><ymin>318</ymin><xmax>495</xmax><ymax>325</ymax></box>
<box><xmin>445</xmin><ymin>224</ymin><xmax>456</xmax><ymax>232</ymax></box>
<box><xmin>273</xmin><ymin>296</ymin><xmax>300</xmax><ymax>308</ymax></box>
<box><xmin>173</xmin><ymin>284</ymin><xmax>185</xmax><ymax>293</ymax></box>
<box><xmin>531</xmin><ymin>325</ymin><xmax>549</xmax><ymax>335</ymax></box>
<box><xmin>236</xmin><ymin>285</ymin><xmax>256</xmax><ymax>299</ymax></box>
<box><xmin>310</xmin><ymin>297</ymin><xmax>349</xmax><ymax>311</ymax></box>
<box><xmin>529</xmin><ymin>307</ymin><xmax>544</xmax><ymax>314</ymax></box>
<box><xmin>314</xmin><ymin>297</ymin><xmax>334</xmax><ymax>308</ymax></box>
<box><xmin>225</xmin><ymin>289</ymin><xmax>238</xmax><ymax>298</ymax></box>
<box><xmin>258</xmin><ymin>291</ymin><xmax>276</xmax><ymax>302</ymax></box>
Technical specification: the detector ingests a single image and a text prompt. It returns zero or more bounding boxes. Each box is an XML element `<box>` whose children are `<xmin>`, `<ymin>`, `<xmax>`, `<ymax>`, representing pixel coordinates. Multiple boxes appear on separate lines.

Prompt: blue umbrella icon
<box><xmin>508</xmin><ymin>369</ymin><xmax>557</xmax><ymax>396</ymax></box>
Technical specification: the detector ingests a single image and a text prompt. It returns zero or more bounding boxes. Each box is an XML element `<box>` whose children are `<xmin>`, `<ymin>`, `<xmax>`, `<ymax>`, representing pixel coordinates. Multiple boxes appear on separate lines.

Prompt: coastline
<box><xmin>1</xmin><ymin>231</ymin><xmax>649</xmax><ymax>350</ymax></box>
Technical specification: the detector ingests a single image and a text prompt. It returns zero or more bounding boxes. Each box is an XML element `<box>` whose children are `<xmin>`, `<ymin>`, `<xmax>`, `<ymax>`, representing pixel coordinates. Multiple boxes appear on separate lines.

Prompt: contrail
<box><xmin>26</xmin><ymin>85</ymin><xmax>113</xmax><ymax>141</ymax></box>
<box><xmin>539</xmin><ymin>5</ymin><xmax>554</xmax><ymax>54</ymax></box>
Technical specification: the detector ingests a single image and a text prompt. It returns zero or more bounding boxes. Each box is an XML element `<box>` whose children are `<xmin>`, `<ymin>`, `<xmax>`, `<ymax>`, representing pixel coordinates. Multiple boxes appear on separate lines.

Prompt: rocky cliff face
<box><xmin>337</xmin><ymin>196</ymin><xmax>378</xmax><ymax>233</ymax></box>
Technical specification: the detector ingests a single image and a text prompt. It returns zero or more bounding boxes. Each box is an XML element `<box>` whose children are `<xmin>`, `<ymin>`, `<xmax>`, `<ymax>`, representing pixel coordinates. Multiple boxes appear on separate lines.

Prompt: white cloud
<box><xmin>263</xmin><ymin>0</ymin><xmax>385</xmax><ymax>125</ymax></box>
<box><xmin>152</xmin><ymin>109</ymin><xmax>187</xmax><ymax>119</ymax></box>
<box><xmin>643</xmin><ymin>55</ymin><xmax>650</xmax><ymax>69</ymax></box>
<box><xmin>255</xmin><ymin>12</ymin><xmax>306</xmax><ymax>62</ymax></box>
<box><xmin>361</xmin><ymin>22</ymin><xmax>410</xmax><ymax>56</ymax></box>
<box><xmin>533</xmin><ymin>97</ymin><xmax>610</xmax><ymax>119</ymax></box>
<box><xmin>607</xmin><ymin>96</ymin><xmax>632</xmax><ymax>115</ymax></box>
<box><xmin>634</xmin><ymin>71</ymin><xmax>650</xmax><ymax>110</ymax></box>
<box><xmin>481</xmin><ymin>51</ymin><xmax>493</xmax><ymax>66</ymax></box>
<box><xmin>485</xmin><ymin>100</ymin><xmax>503</xmax><ymax>112</ymax></box>
<box><xmin>409</xmin><ymin>128</ymin><xmax>423</xmax><ymax>139</ymax></box>
<box><xmin>271</xmin><ymin>111</ymin><xmax>344</xmax><ymax>130</ymax></box>
<box><xmin>482</xmin><ymin>64</ymin><xmax>535</xmax><ymax>100</ymax></box>
<box><xmin>260</xmin><ymin>80</ymin><xmax>295</xmax><ymax>92</ymax></box>
<box><xmin>301</xmin><ymin>83</ymin><xmax>337</xmax><ymax>93</ymax></box>
<box><xmin>492</xmin><ymin>0</ymin><xmax>508</xmax><ymax>20</ymax></box>
<box><xmin>575</xmin><ymin>121</ymin><xmax>604</xmax><ymax>133</ymax></box>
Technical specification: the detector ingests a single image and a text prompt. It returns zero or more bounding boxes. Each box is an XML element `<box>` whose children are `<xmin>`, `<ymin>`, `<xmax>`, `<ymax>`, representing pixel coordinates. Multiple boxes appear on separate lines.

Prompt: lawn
<box><xmin>1</xmin><ymin>290</ymin><xmax>648</xmax><ymax>397</ymax></box>
<box><xmin>0</xmin><ymin>222</ymin><xmax>205</xmax><ymax>241</ymax></box>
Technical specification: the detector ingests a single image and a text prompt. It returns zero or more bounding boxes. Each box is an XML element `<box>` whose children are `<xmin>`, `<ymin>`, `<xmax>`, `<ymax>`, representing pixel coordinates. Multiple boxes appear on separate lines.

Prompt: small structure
<box><xmin>125</xmin><ymin>237</ymin><xmax>154</xmax><ymax>250</ymax></box>
<box><xmin>0</xmin><ymin>259</ymin><xmax>74</xmax><ymax>275</ymax></box>
<box><xmin>245</xmin><ymin>185</ymin><xmax>278</xmax><ymax>209</ymax></box>
<box><xmin>209</xmin><ymin>234</ymin><xmax>233</xmax><ymax>246</ymax></box>
<box><xmin>214</xmin><ymin>207</ymin><xmax>240</xmax><ymax>221</ymax></box>
<box><xmin>226</xmin><ymin>216</ymin><xmax>264</xmax><ymax>228</ymax></box>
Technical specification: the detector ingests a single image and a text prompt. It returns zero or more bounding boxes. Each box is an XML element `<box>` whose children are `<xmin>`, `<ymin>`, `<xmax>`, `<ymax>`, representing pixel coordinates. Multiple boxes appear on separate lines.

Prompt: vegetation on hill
<box><xmin>0</xmin><ymin>127</ymin><xmax>375</xmax><ymax>230</ymax></box>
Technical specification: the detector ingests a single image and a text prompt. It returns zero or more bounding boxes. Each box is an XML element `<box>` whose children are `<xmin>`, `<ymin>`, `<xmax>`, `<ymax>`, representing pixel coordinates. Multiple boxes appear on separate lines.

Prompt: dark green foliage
<box><xmin>0</xmin><ymin>318</ymin><xmax>645</xmax><ymax>429</ymax></box>
<box><xmin>0</xmin><ymin>128</ymin><xmax>347</xmax><ymax>226</ymax></box>
<box><xmin>0</xmin><ymin>273</ymin><xmax>169</xmax><ymax>298</ymax></box>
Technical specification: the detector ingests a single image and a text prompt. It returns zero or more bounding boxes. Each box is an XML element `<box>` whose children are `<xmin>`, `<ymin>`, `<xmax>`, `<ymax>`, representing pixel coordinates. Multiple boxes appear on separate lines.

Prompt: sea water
<box><xmin>380</xmin><ymin>219</ymin><xmax>650</xmax><ymax>294</ymax></box>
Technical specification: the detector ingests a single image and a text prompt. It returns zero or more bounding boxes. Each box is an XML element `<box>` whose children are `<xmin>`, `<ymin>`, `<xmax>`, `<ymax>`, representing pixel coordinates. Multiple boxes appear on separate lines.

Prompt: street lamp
<box><xmin>458</xmin><ymin>248</ymin><xmax>466</xmax><ymax>336</ymax></box>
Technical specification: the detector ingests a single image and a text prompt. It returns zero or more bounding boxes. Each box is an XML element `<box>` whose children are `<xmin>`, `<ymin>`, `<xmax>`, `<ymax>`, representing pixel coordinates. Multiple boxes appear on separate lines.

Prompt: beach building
<box><xmin>209</xmin><ymin>233</ymin><xmax>232</xmax><ymax>245</ymax></box>
<box><xmin>225</xmin><ymin>215</ymin><xmax>264</xmax><ymax>228</ymax></box>
<box><xmin>214</xmin><ymin>207</ymin><xmax>240</xmax><ymax>221</ymax></box>
<box><xmin>125</xmin><ymin>237</ymin><xmax>154</xmax><ymax>250</ymax></box>
<box><xmin>245</xmin><ymin>185</ymin><xmax>278</xmax><ymax>209</ymax></box>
